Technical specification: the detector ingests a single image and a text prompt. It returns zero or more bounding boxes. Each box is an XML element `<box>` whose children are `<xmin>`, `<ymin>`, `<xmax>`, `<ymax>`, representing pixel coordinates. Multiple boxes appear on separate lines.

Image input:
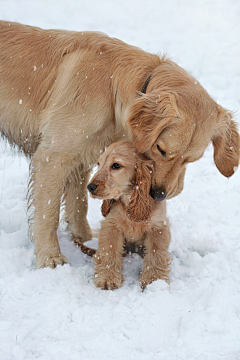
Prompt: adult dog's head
<box><xmin>127</xmin><ymin>61</ymin><xmax>240</xmax><ymax>201</ymax></box>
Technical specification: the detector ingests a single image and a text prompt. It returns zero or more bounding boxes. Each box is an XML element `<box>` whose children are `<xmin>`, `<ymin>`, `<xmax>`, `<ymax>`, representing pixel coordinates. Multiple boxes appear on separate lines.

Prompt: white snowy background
<box><xmin>0</xmin><ymin>1</ymin><xmax>240</xmax><ymax>359</ymax></box>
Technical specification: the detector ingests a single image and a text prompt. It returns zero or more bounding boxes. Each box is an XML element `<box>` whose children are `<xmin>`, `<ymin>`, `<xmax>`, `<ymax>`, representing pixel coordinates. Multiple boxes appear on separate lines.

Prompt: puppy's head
<box><xmin>127</xmin><ymin>62</ymin><xmax>239</xmax><ymax>201</ymax></box>
<box><xmin>87</xmin><ymin>140</ymin><xmax>153</xmax><ymax>221</ymax></box>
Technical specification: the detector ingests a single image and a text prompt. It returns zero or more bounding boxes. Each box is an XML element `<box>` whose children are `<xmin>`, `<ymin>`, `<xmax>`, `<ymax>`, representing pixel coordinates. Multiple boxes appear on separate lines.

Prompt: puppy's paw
<box><xmin>139</xmin><ymin>273</ymin><xmax>154</xmax><ymax>291</ymax></box>
<box><xmin>35</xmin><ymin>252</ymin><xmax>69</xmax><ymax>269</ymax></box>
<box><xmin>94</xmin><ymin>272</ymin><xmax>124</xmax><ymax>290</ymax></box>
<box><xmin>139</xmin><ymin>270</ymin><xmax>169</xmax><ymax>291</ymax></box>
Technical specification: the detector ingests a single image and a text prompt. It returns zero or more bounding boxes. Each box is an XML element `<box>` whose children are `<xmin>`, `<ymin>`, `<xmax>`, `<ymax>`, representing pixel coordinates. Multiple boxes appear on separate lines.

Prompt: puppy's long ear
<box><xmin>212</xmin><ymin>107</ymin><xmax>239</xmax><ymax>177</ymax></box>
<box><xmin>126</xmin><ymin>162</ymin><xmax>152</xmax><ymax>222</ymax></box>
<box><xmin>127</xmin><ymin>90</ymin><xmax>179</xmax><ymax>153</ymax></box>
<box><xmin>101</xmin><ymin>199</ymin><xmax>115</xmax><ymax>217</ymax></box>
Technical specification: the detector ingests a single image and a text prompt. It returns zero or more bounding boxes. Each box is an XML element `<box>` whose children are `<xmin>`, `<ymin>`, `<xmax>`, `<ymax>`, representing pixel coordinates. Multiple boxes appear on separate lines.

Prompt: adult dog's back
<box><xmin>0</xmin><ymin>20</ymin><xmax>238</xmax><ymax>269</ymax></box>
<box><xmin>0</xmin><ymin>21</ymin><xmax>121</xmax><ymax>155</ymax></box>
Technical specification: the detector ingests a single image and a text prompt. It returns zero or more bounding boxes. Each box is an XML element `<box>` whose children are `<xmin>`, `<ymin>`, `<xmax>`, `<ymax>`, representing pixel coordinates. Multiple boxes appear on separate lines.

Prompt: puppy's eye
<box><xmin>157</xmin><ymin>145</ymin><xmax>167</xmax><ymax>157</ymax></box>
<box><xmin>111</xmin><ymin>163</ymin><xmax>122</xmax><ymax>169</ymax></box>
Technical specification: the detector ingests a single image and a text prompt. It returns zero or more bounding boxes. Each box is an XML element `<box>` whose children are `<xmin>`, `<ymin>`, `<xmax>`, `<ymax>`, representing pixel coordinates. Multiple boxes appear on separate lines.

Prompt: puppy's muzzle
<box><xmin>149</xmin><ymin>185</ymin><xmax>167</xmax><ymax>201</ymax></box>
<box><xmin>87</xmin><ymin>183</ymin><xmax>97</xmax><ymax>194</ymax></box>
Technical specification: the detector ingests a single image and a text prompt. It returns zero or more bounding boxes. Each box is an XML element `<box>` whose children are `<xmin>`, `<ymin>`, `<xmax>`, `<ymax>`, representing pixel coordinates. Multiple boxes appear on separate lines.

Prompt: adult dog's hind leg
<box><xmin>64</xmin><ymin>168</ymin><xmax>92</xmax><ymax>242</ymax></box>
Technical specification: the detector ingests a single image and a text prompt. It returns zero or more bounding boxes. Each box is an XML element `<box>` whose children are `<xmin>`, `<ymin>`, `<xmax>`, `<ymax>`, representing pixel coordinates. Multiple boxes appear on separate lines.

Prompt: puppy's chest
<box><xmin>121</xmin><ymin>216</ymin><xmax>149</xmax><ymax>244</ymax></box>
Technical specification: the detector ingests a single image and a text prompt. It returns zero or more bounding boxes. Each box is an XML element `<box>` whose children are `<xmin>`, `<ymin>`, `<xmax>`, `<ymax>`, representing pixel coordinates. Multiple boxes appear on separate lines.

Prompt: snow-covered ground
<box><xmin>1</xmin><ymin>1</ymin><xmax>240</xmax><ymax>359</ymax></box>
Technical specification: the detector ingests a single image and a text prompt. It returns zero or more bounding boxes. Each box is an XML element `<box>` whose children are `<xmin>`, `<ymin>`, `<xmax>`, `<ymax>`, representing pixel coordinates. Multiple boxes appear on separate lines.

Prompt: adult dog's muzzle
<box><xmin>149</xmin><ymin>185</ymin><xmax>167</xmax><ymax>201</ymax></box>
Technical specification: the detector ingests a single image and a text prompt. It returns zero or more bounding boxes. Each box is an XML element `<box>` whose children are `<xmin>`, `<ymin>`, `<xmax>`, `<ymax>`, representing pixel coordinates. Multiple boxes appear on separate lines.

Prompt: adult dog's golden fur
<box><xmin>0</xmin><ymin>21</ymin><xmax>239</xmax><ymax>268</ymax></box>
<box><xmin>88</xmin><ymin>141</ymin><xmax>171</xmax><ymax>290</ymax></box>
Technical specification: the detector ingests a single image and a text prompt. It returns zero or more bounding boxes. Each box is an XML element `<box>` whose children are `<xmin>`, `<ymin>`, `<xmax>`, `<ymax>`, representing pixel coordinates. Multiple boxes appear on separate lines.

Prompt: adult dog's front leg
<box><xmin>29</xmin><ymin>149</ymin><xmax>70</xmax><ymax>269</ymax></box>
<box><xmin>139</xmin><ymin>224</ymin><xmax>171</xmax><ymax>290</ymax></box>
<box><xmin>94</xmin><ymin>220</ymin><xmax>124</xmax><ymax>290</ymax></box>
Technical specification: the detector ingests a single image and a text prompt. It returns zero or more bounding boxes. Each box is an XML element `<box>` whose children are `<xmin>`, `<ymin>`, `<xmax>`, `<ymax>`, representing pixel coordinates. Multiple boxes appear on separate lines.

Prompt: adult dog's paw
<box><xmin>35</xmin><ymin>252</ymin><xmax>69</xmax><ymax>269</ymax></box>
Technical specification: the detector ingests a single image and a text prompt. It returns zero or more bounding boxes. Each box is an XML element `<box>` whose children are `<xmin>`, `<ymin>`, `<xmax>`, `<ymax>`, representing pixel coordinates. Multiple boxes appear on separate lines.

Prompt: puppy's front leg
<box><xmin>30</xmin><ymin>149</ymin><xmax>70</xmax><ymax>269</ymax></box>
<box><xmin>139</xmin><ymin>223</ymin><xmax>171</xmax><ymax>290</ymax></box>
<box><xmin>94</xmin><ymin>220</ymin><xmax>124</xmax><ymax>290</ymax></box>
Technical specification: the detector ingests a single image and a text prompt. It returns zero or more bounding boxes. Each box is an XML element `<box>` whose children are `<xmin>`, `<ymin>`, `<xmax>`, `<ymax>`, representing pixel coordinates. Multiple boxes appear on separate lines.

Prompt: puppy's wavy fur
<box><xmin>0</xmin><ymin>21</ymin><xmax>239</xmax><ymax>269</ymax></box>
<box><xmin>88</xmin><ymin>141</ymin><xmax>171</xmax><ymax>290</ymax></box>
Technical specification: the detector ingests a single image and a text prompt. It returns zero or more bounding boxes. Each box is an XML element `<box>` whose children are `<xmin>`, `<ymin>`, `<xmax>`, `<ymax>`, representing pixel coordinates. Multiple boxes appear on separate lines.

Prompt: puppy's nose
<box><xmin>87</xmin><ymin>183</ymin><xmax>98</xmax><ymax>194</ymax></box>
<box><xmin>149</xmin><ymin>185</ymin><xmax>167</xmax><ymax>201</ymax></box>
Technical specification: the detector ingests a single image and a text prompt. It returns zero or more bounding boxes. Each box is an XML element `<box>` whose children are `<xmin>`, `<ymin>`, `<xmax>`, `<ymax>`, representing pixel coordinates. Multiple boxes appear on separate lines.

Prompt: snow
<box><xmin>1</xmin><ymin>1</ymin><xmax>240</xmax><ymax>359</ymax></box>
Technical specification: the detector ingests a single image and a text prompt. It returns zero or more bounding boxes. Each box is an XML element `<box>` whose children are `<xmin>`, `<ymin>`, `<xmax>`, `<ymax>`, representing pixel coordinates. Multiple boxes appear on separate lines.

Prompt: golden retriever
<box><xmin>87</xmin><ymin>140</ymin><xmax>171</xmax><ymax>290</ymax></box>
<box><xmin>0</xmin><ymin>20</ymin><xmax>239</xmax><ymax>269</ymax></box>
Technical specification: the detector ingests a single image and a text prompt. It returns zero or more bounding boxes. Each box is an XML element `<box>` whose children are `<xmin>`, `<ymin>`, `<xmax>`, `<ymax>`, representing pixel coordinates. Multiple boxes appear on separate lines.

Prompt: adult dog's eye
<box><xmin>157</xmin><ymin>145</ymin><xmax>167</xmax><ymax>157</ymax></box>
<box><xmin>111</xmin><ymin>163</ymin><xmax>122</xmax><ymax>169</ymax></box>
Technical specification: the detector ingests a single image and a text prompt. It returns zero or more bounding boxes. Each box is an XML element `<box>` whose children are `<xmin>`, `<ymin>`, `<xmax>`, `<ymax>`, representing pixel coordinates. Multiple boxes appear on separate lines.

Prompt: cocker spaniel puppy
<box><xmin>87</xmin><ymin>140</ymin><xmax>171</xmax><ymax>290</ymax></box>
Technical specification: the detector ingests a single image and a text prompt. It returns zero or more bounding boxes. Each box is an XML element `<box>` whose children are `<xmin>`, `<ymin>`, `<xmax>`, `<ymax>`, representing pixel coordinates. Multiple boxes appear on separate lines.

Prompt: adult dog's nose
<box><xmin>87</xmin><ymin>183</ymin><xmax>98</xmax><ymax>194</ymax></box>
<box><xmin>149</xmin><ymin>185</ymin><xmax>167</xmax><ymax>201</ymax></box>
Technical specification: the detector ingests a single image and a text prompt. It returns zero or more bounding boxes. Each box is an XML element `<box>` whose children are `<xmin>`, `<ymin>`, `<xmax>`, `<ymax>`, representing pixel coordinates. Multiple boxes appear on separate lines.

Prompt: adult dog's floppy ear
<box><xmin>126</xmin><ymin>162</ymin><xmax>152</xmax><ymax>222</ymax></box>
<box><xmin>212</xmin><ymin>107</ymin><xmax>239</xmax><ymax>177</ymax></box>
<box><xmin>127</xmin><ymin>90</ymin><xmax>180</xmax><ymax>153</ymax></box>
